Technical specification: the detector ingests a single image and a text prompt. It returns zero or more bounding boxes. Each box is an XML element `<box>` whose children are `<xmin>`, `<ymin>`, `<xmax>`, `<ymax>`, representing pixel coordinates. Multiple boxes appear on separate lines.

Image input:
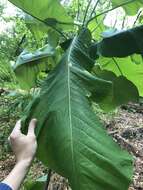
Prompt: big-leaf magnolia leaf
<box><xmin>93</xmin><ymin>67</ymin><xmax>139</xmax><ymax>111</ymax></box>
<box><xmin>23</xmin><ymin>29</ymin><xmax>133</xmax><ymax>190</ymax></box>
<box><xmin>96</xmin><ymin>25</ymin><xmax>143</xmax><ymax>57</ymax></box>
<box><xmin>25</xmin><ymin>15</ymin><xmax>59</xmax><ymax>43</ymax></box>
<box><xmin>8</xmin><ymin>0</ymin><xmax>73</xmax><ymax>31</ymax></box>
<box><xmin>111</xmin><ymin>0</ymin><xmax>143</xmax><ymax>15</ymax></box>
<box><xmin>24</xmin><ymin>15</ymin><xmax>48</xmax><ymax>40</ymax></box>
<box><xmin>13</xmin><ymin>45</ymin><xmax>55</xmax><ymax>89</ymax></box>
<box><xmin>98</xmin><ymin>57</ymin><xmax>143</xmax><ymax>96</ymax></box>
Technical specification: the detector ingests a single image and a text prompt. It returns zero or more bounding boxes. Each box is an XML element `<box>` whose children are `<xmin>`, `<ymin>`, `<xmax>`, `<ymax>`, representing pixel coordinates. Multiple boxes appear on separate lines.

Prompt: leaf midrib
<box><xmin>67</xmin><ymin>36</ymin><xmax>78</xmax><ymax>187</ymax></box>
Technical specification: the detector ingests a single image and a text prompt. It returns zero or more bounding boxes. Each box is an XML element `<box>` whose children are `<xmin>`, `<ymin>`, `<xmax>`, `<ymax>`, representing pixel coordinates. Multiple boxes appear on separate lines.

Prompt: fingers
<box><xmin>28</xmin><ymin>119</ymin><xmax>37</xmax><ymax>136</ymax></box>
<box><xmin>10</xmin><ymin>120</ymin><xmax>22</xmax><ymax>138</ymax></box>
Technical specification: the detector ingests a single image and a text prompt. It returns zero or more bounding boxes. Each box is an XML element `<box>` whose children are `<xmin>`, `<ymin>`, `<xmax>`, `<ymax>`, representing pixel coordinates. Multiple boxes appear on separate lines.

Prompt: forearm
<box><xmin>2</xmin><ymin>161</ymin><xmax>31</xmax><ymax>190</ymax></box>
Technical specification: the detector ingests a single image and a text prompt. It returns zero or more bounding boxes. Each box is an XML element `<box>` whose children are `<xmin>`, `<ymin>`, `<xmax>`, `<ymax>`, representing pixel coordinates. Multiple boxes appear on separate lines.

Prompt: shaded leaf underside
<box><xmin>13</xmin><ymin>45</ymin><xmax>55</xmax><ymax>89</ymax></box>
<box><xmin>97</xmin><ymin>25</ymin><xmax>143</xmax><ymax>57</ymax></box>
<box><xmin>9</xmin><ymin>0</ymin><xmax>73</xmax><ymax>31</ymax></box>
<box><xmin>90</xmin><ymin>24</ymin><xmax>143</xmax><ymax>96</ymax></box>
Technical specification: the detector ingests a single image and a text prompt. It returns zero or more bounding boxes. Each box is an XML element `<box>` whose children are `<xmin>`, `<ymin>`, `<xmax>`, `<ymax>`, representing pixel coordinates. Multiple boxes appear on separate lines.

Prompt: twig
<box><xmin>44</xmin><ymin>169</ymin><xmax>52</xmax><ymax>190</ymax></box>
<box><xmin>109</xmin><ymin>126</ymin><xmax>143</xmax><ymax>136</ymax></box>
<box><xmin>86</xmin><ymin>0</ymin><xmax>136</xmax><ymax>26</ymax></box>
<box><xmin>114</xmin><ymin>134</ymin><xmax>143</xmax><ymax>157</ymax></box>
<box><xmin>109</xmin><ymin>130</ymin><xmax>119</xmax><ymax>135</ymax></box>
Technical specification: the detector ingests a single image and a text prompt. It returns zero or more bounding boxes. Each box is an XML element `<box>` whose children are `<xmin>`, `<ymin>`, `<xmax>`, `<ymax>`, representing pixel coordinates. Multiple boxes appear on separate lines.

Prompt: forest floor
<box><xmin>0</xmin><ymin>94</ymin><xmax>143</xmax><ymax>190</ymax></box>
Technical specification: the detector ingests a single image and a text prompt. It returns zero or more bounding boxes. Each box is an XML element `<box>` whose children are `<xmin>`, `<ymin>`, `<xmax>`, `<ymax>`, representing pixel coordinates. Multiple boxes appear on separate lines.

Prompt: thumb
<box><xmin>28</xmin><ymin>119</ymin><xmax>37</xmax><ymax>136</ymax></box>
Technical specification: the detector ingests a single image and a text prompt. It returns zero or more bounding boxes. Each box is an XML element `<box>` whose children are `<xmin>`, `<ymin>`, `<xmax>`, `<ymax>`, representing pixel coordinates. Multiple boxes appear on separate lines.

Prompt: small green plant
<box><xmin>6</xmin><ymin>0</ymin><xmax>143</xmax><ymax>189</ymax></box>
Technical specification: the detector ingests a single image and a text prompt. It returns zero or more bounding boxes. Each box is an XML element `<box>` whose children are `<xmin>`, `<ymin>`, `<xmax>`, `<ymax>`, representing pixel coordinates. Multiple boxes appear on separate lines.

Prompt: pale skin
<box><xmin>2</xmin><ymin>119</ymin><xmax>37</xmax><ymax>190</ymax></box>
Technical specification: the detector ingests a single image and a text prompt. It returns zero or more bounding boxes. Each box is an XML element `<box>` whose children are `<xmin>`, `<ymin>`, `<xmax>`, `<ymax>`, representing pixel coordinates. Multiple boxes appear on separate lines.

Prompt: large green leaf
<box><xmin>98</xmin><ymin>57</ymin><xmax>143</xmax><ymax>96</ymax></box>
<box><xmin>97</xmin><ymin>25</ymin><xmax>143</xmax><ymax>57</ymax></box>
<box><xmin>23</xmin><ymin>29</ymin><xmax>133</xmax><ymax>190</ymax></box>
<box><xmin>111</xmin><ymin>0</ymin><xmax>143</xmax><ymax>15</ymax></box>
<box><xmin>13</xmin><ymin>45</ymin><xmax>55</xmax><ymax>89</ymax></box>
<box><xmin>8</xmin><ymin>0</ymin><xmax>73</xmax><ymax>31</ymax></box>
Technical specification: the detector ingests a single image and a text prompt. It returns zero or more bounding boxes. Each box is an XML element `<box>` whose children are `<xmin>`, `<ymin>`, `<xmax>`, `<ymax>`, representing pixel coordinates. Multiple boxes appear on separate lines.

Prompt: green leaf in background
<box><xmin>24</xmin><ymin>175</ymin><xmax>47</xmax><ymax>190</ymax></box>
<box><xmin>13</xmin><ymin>44</ymin><xmax>55</xmax><ymax>89</ymax></box>
<box><xmin>88</xmin><ymin>15</ymin><xmax>106</xmax><ymax>41</ymax></box>
<box><xmin>24</xmin><ymin>15</ymin><xmax>48</xmax><ymax>40</ymax></box>
<box><xmin>25</xmin><ymin>15</ymin><xmax>60</xmax><ymax>43</ymax></box>
<box><xmin>48</xmin><ymin>30</ymin><xmax>59</xmax><ymax>48</ymax></box>
<box><xmin>97</xmin><ymin>25</ymin><xmax>143</xmax><ymax>57</ymax></box>
<box><xmin>9</xmin><ymin>0</ymin><xmax>74</xmax><ymax>31</ymax></box>
<box><xmin>130</xmin><ymin>54</ymin><xmax>143</xmax><ymax>65</ymax></box>
<box><xmin>23</xmin><ymin>29</ymin><xmax>133</xmax><ymax>190</ymax></box>
<box><xmin>98</xmin><ymin>57</ymin><xmax>143</xmax><ymax>96</ymax></box>
<box><xmin>111</xmin><ymin>0</ymin><xmax>143</xmax><ymax>15</ymax></box>
<box><xmin>93</xmin><ymin>67</ymin><xmax>139</xmax><ymax>111</ymax></box>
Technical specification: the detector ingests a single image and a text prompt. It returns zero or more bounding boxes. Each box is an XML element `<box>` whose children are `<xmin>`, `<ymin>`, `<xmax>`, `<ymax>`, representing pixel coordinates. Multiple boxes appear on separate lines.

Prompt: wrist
<box><xmin>15</xmin><ymin>159</ymin><xmax>33</xmax><ymax>169</ymax></box>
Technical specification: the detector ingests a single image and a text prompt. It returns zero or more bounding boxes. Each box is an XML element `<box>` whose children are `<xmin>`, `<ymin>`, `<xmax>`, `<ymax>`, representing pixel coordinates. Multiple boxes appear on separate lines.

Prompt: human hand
<box><xmin>9</xmin><ymin>119</ymin><xmax>37</xmax><ymax>165</ymax></box>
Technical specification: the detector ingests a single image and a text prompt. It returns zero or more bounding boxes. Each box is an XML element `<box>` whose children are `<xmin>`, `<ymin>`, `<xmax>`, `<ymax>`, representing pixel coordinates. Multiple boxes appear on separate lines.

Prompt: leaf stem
<box><xmin>133</xmin><ymin>10</ymin><xmax>143</xmax><ymax>26</ymax></box>
<box><xmin>44</xmin><ymin>169</ymin><xmax>52</xmax><ymax>190</ymax></box>
<box><xmin>82</xmin><ymin>0</ymin><xmax>92</xmax><ymax>27</ymax></box>
<box><xmin>76</xmin><ymin>0</ymin><xmax>80</xmax><ymax>21</ymax></box>
<box><xmin>58</xmin><ymin>21</ymin><xmax>82</xmax><ymax>27</ymax></box>
<box><xmin>86</xmin><ymin>0</ymin><xmax>136</xmax><ymax>26</ymax></box>
<box><xmin>91</xmin><ymin>15</ymin><xmax>106</xmax><ymax>34</ymax></box>
<box><xmin>89</xmin><ymin>0</ymin><xmax>100</xmax><ymax>19</ymax></box>
<box><xmin>112</xmin><ymin>58</ymin><xmax>123</xmax><ymax>76</ymax></box>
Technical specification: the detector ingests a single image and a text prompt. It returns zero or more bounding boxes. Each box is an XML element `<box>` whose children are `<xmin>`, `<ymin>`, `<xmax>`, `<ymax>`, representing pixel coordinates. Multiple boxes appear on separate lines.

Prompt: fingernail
<box><xmin>32</xmin><ymin>118</ymin><xmax>37</xmax><ymax>125</ymax></box>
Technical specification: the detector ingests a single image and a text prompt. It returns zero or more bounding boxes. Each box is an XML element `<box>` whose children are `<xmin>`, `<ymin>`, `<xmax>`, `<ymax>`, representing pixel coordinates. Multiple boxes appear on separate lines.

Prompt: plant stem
<box><xmin>133</xmin><ymin>10</ymin><xmax>143</xmax><ymax>26</ymax></box>
<box><xmin>82</xmin><ymin>0</ymin><xmax>92</xmax><ymax>27</ymax></box>
<box><xmin>44</xmin><ymin>169</ymin><xmax>52</xmax><ymax>190</ymax></box>
<box><xmin>76</xmin><ymin>0</ymin><xmax>80</xmax><ymax>21</ymax></box>
<box><xmin>58</xmin><ymin>21</ymin><xmax>81</xmax><ymax>27</ymax></box>
<box><xmin>121</xmin><ymin>15</ymin><xmax>127</xmax><ymax>29</ymax></box>
<box><xmin>112</xmin><ymin>58</ymin><xmax>123</xmax><ymax>76</ymax></box>
<box><xmin>86</xmin><ymin>0</ymin><xmax>136</xmax><ymax>26</ymax></box>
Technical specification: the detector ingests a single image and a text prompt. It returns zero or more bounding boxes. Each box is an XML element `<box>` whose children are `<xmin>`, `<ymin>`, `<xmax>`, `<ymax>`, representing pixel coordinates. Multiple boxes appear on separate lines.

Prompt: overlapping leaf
<box><xmin>9</xmin><ymin>0</ymin><xmax>73</xmax><ymax>32</ymax></box>
<box><xmin>13</xmin><ymin>45</ymin><xmax>55</xmax><ymax>89</ymax></box>
<box><xmin>89</xmin><ymin>25</ymin><xmax>143</xmax><ymax>96</ymax></box>
<box><xmin>97</xmin><ymin>25</ymin><xmax>143</xmax><ymax>57</ymax></box>
<box><xmin>93</xmin><ymin>67</ymin><xmax>139</xmax><ymax>110</ymax></box>
<box><xmin>98</xmin><ymin>57</ymin><xmax>143</xmax><ymax>96</ymax></box>
<box><xmin>111</xmin><ymin>0</ymin><xmax>143</xmax><ymax>15</ymax></box>
<box><xmin>23</xmin><ymin>29</ymin><xmax>133</xmax><ymax>190</ymax></box>
<box><xmin>25</xmin><ymin>15</ymin><xmax>60</xmax><ymax>42</ymax></box>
